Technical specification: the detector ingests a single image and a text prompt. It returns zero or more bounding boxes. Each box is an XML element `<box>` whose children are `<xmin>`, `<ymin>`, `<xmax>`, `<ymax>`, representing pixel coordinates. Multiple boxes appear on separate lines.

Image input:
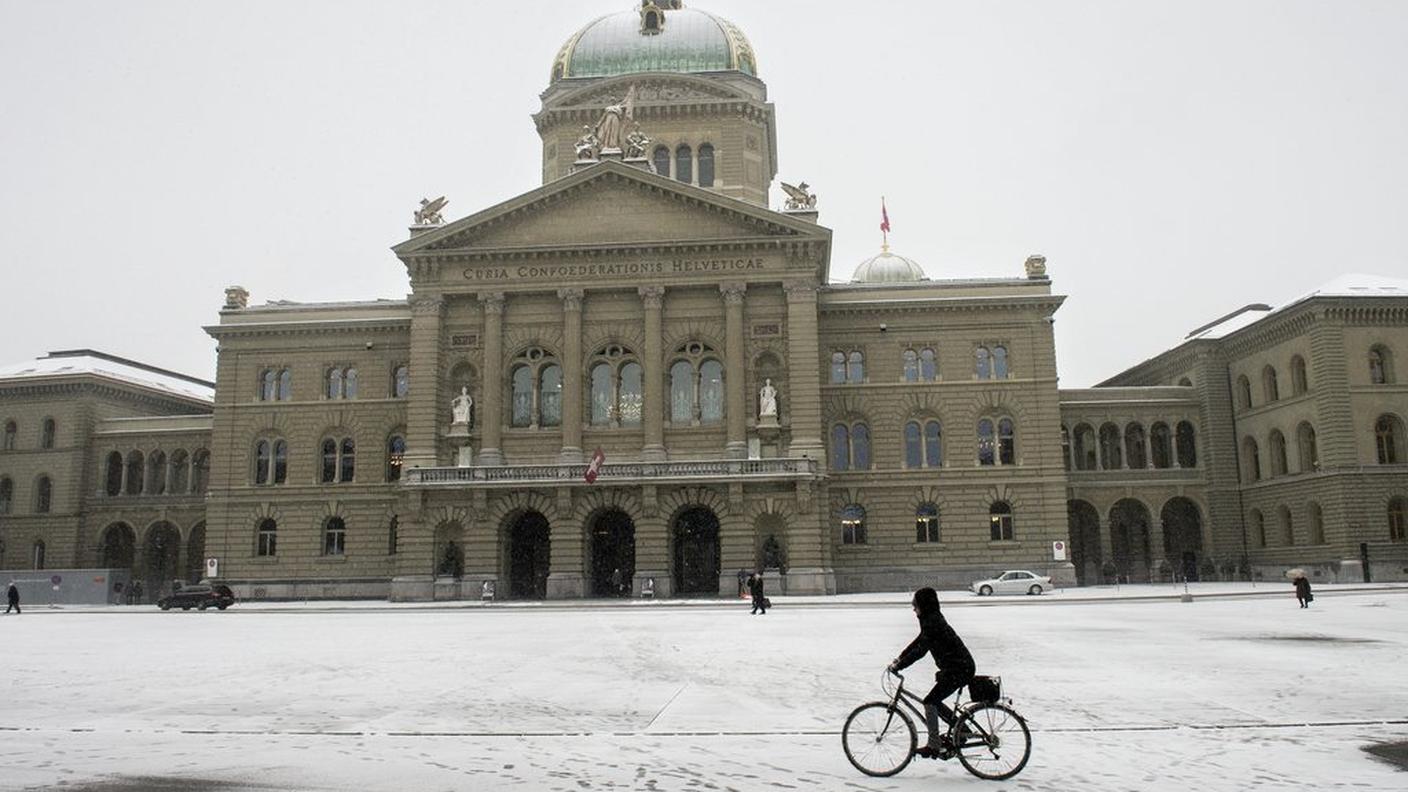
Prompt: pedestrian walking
<box><xmin>609</xmin><ymin>567</ymin><xmax>623</xmax><ymax>597</ymax></box>
<box><xmin>736</xmin><ymin>568</ymin><xmax>749</xmax><ymax>598</ymax></box>
<box><xmin>748</xmin><ymin>571</ymin><xmax>768</xmax><ymax>615</ymax></box>
<box><xmin>5</xmin><ymin>582</ymin><xmax>19</xmax><ymax>614</ymax></box>
<box><xmin>1294</xmin><ymin>574</ymin><xmax>1313</xmax><ymax>608</ymax></box>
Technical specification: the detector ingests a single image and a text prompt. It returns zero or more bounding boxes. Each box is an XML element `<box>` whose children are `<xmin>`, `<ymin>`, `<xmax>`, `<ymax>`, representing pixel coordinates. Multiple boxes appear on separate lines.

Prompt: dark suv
<box><xmin>157</xmin><ymin>584</ymin><xmax>235</xmax><ymax>611</ymax></box>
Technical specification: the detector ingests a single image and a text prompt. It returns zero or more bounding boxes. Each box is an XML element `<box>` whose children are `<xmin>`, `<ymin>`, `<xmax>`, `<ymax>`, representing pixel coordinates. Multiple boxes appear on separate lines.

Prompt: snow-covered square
<box><xmin>3</xmin><ymin>585</ymin><xmax>1406</xmax><ymax>791</ymax></box>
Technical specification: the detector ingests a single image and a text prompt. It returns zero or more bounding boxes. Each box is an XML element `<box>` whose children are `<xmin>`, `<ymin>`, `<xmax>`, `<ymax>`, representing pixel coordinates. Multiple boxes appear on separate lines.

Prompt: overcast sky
<box><xmin>2</xmin><ymin>0</ymin><xmax>1405</xmax><ymax>387</ymax></box>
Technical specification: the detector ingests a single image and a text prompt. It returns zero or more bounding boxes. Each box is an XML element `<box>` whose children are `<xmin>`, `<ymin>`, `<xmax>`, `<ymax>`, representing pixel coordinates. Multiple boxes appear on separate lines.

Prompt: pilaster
<box><xmin>559</xmin><ymin>288</ymin><xmax>585</xmax><ymax>463</ymax></box>
<box><xmin>784</xmin><ymin>278</ymin><xmax>824</xmax><ymax>459</ymax></box>
<box><xmin>403</xmin><ymin>295</ymin><xmax>444</xmax><ymax>469</ymax></box>
<box><xmin>640</xmin><ymin>286</ymin><xmax>667</xmax><ymax>461</ymax></box>
<box><xmin>721</xmin><ymin>281</ymin><xmax>747</xmax><ymax>459</ymax></box>
<box><xmin>478</xmin><ymin>292</ymin><xmax>506</xmax><ymax>466</ymax></box>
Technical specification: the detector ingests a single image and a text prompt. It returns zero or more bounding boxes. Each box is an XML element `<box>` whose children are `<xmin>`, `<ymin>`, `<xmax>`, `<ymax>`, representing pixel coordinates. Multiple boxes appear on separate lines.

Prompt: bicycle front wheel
<box><xmin>842</xmin><ymin>701</ymin><xmax>917</xmax><ymax>777</ymax></box>
<box><xmin>954</xmin><ymin>702</ymin><xmax>1031</xmax><ymax>780</ymax></box>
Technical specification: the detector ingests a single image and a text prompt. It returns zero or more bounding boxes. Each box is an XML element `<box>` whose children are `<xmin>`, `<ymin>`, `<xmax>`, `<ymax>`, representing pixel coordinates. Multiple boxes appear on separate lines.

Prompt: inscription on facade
<box><xmin>462</xmin><ymin>257</ymin><xmax>769</xmax><ymax>282</ymax></box>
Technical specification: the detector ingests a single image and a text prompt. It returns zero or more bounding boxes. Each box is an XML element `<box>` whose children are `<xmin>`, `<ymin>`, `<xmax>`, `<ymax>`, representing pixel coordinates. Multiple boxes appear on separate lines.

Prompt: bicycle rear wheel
<box><xmin>841</xmin><ymin>701</ymin><xmax>916</xmax><ymax>777</ymax></box>
<box><xmin>954</xmin><ymin>702</ymin><xmax>1031</xmax><ymax>780</ymax></box>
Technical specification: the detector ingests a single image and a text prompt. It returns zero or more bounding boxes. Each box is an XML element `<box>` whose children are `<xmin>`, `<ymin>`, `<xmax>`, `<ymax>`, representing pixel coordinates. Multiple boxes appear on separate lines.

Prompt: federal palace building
<box><xmin>2</xmin><ymin>2</ymin><xmax>1406</xmax><ymax>601</ymax></box>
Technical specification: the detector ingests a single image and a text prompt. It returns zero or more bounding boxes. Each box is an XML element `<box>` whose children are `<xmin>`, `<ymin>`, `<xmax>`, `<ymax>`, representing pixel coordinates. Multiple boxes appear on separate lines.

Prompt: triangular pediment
<box><xmin>394</xmin><ymin>161</ymin><xmax>828</xmax><ymax>258</ymax></box>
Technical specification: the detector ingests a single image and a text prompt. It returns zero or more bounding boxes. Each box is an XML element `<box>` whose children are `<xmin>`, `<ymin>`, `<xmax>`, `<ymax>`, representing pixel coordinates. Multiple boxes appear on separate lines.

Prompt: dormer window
<box><xmin>640</xmin><ymin>1</ymin><xmax>665</xmax><ymax>34</ymax></box>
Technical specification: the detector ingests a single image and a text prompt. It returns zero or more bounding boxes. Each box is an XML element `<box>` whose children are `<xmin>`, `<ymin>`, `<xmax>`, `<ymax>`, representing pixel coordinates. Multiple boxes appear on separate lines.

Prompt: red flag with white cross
<box><xmin>584</xmin><ymin>447</ymin><xmax>605</xmax><ymax>484</ymax></box>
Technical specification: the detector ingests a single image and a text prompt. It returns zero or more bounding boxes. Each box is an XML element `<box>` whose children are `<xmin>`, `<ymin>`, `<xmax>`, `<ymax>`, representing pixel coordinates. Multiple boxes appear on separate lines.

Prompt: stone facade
<box><xmin>3</xmin><ymin>4</ymin><xmax>1405</xmax><ymax>598</ymax></box>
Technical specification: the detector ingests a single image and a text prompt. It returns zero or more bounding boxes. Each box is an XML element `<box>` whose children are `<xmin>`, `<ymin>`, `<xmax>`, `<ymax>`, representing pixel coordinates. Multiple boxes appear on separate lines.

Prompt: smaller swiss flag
<box><xmin>584</xmin><ymin>447</ymin><xmax>606</xmax><ymax>484</ymax></box>
<box><xmin>880</xmin><ymin>199</ymin><xmax>890</xmax><ymax>234</ymax></box>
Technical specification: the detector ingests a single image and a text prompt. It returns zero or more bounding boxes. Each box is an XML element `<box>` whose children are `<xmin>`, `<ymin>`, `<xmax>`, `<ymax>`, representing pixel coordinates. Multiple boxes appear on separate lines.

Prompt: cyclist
<box><xmin>887</xmin><ymin>586</ymin><xmax>975</xmax><ymax>759</ymax></box>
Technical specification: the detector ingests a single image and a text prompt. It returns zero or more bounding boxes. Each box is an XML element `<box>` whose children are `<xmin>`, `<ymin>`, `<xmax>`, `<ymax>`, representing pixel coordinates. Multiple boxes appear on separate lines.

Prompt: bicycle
<box><xmin>841</xmin><ymin>668</ymin><xmax>1031</xmax><ymax>780</ymax></box>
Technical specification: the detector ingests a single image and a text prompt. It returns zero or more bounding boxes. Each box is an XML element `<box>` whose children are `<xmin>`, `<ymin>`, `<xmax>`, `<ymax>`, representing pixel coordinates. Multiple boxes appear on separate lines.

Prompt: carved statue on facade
<box><xmin>414</xmin><ymin>196</ymin><xmax>448</xmax><ymax>225</ymax></box>
<box><xmin>451</xmin><ymin>386</ymin><xmax>473</xmax><ymax>427</ymax></box>
<box><xmin>623</xmin><ymin>123</ymin><xmax>651</xmax><ymax>159</ymax></box>
<box><xmin>781</xmin><ymin>181</ymin><xmax>817</xmax><ymax>211</ymax></box>
<box><xmin>1024</xmin><ymin>254</ymin><xmax>1048</xmax><ymax>279</ymax></box>
<box><xmin>593</xmin><ymin>84</ymin><xmax>636</xmax><ymax>153</ymax></box>
<box><xmin>574</xmin><ymin>125</ymin><xmax>600</xmax><ymax>161</ymax></box>
<box><xmin>759</xmin><ymin>378</ymin><xmax>778</xmax><ymax>418</ymax></box>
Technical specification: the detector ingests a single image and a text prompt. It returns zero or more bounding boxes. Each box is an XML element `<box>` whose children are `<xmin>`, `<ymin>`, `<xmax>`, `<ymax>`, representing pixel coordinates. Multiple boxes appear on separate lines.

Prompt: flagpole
<box><xmin>881</xmin><ymin>196</ymin><xmax>889</xmax><ymax>252</ymax></box>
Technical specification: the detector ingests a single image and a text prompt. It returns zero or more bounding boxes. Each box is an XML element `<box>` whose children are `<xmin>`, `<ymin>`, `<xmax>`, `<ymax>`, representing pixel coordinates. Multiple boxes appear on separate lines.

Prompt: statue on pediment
<box><xmin>574</xmin><ymin>125</ymin><xmax>600</xmax><ymax>161</ymax></box>
<box><xmin>414</xmin><ymin>196</ymin><xmax>448</xmax><ymax>226</ymax></box>
<box><xmin>781</xmin><ymin>182</ymin><xmax>817</xmax><ymax>211</ymax></box>
<box><xmin>593</xmin><ymin>84</ymin><xmax>636</xmax><ymax>153</ymax></box>
<box><xmin>624</xmin><ymin>124</ymin><xmax>651</xmax><ymax>159</ymax></box>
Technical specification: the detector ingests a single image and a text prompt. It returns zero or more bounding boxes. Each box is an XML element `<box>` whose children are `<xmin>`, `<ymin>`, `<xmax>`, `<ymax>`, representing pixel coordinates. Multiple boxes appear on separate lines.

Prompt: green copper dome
<box><xmin>552</xmin><ymin>4</ymin><xmax>757</xmax><ymax>82</ymax></box>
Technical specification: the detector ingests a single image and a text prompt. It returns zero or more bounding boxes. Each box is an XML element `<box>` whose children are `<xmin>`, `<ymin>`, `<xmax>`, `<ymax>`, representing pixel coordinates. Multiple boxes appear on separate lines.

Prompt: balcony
<box><xmin>404</xmin><ymin>457</ymin><xmax>820</xmax><ymax>488</ymax></box>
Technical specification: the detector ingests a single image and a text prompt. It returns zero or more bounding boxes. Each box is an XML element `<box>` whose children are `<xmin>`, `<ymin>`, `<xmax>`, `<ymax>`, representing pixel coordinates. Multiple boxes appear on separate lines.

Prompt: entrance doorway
<box><xmin>507</xmin><ymin>511</ymin><xmax>550</xmax><ymax>599</ymax></box>
<box><xmin>1109</xmin><ymin>499</ymin><xmax>1152</xmax><ymax>583</ymax></box>
<box><xmin>1161</xmin><ymin>497</ymin><xmax>1204</xmax><ymax>580</ymax></box>
<box><xmin>673</xmin><ymin>506</ymin><xmax>720</xmax><ymax>595</ymax></box>
<box><xmin>1066</xmin><ymin>501</ymin><xmax>1101</xmax><ymax>586</ymax></box>
<box><xmin>143</xmin><ymin>522</ymin><xmax>182</xmax><ymax>600</ymax></box>
<box><xmin>588</xmin><ymin>509</ymin><xmax>635</xmax><ymax>597</ymax></box>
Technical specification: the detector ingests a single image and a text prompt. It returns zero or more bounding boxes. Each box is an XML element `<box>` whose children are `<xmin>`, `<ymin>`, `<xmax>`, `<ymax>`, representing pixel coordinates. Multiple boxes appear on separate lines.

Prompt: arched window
<box><xmin>1368</xmin><ymin>345</ymin><xmax>1394</xmax><ymax>384</ymax></box>
<box><xmin>1389</xmin><ymin>497</ymin><xmax>1406</xmax><ymax>542</ymax></box>
<box><xmin>1376</xmin><ymin>414</ymin><xmax>1404</xmax><ymax>464</ymax></box>
<box><xmin>278</xmin><ymin>369</ymin><xmax>292</xmax><ymax>401</ymax></box>
<box><xmin>392</xmin><ymin>364</ymin><xmax>410</xmax><ymax>398</ymax></box>
<box><xmin>104</xmin><ymin>451</ymin><xmax>123</xmax><ymax>496</ymax></box>
<box><xmin>1249</xmin><ymin>509</ymin><xmax>1266</xmax><ymax>548</ymax></box>
<box><xmin>386</xmin><ymin>435</ymin><xmax>406</xmax><ymax>482</ymax></box>
<box><xmin>254</xmin><ymin>440</ymin><xmax>279</xmax><ymax>485</ymax></box>
<box><xmin>323</xmin><ymin>517</ymin><xmax>346</xmax><ymax>556</ymax></box>
<box><xmin>829</xmin><ymin>352</ymin><xmax>846</xmax><ymax>384</ymax></box>
<box><xmin>978</xmin><ymin>419</ymin><xmax>995</xmax><ymax>466</ymax></box>
<box><xmin>1262</xmin><ymin>365</ymin><xmax>1279</xmax><ymax>403</ymax></box>
<box><xmin>847</xmin><ymin>351</ymin><xmax>864</xmax><ymax>383</ymax></box>
<box><xmin>916</xmin><ymin>503</ymin><xmax>940</xmax><ymax>543</ymax></box>
<box><xmin>147</xmin><ymin>450</ymin><xmax>167</xmax><ymax>495</ymax></box>
<box><xmin>326</xmin><ymin>366</ymin><xmax>358</xmax><ymax>399</ymax></box>
<box><xmin>1290</xmin><ymin>355</ymin><xmax>1308</xmax><ymax>395</ymax></box>
<box><xmin>32</xmin><ymin>539</ymin><xmax>45</xmax><ymax>570</ymax></box>
<box><xmin>904</xmin><ymin>422</ymin><xmax>921</xmax><ymax>468</ymax></box>
<box><xmin>1268</xmin><ymin>430</ymin><xmax>1288</xmax><ymax>477</ymax></box>
<box><xmin>668</xmin><ymin>342</ymin><xmax>723</xmax><ymax>424</ymax></box>
<box><xmin>320</xmin><ymin>436</ymin><xmax>355</xmax><ymax>484</ymax></box>
<box><xmin>259</xmin><ymin>369</ymin><xmax>276</xmax><ymax>401</ymax></box>
<box><xmin>1150</xmin><ymin>422</ymin><xmax>1172</xmax><ymax>468</ymax></box>
<box><xmin>920</xmin><ymin>348</ymin><xmax>937</xmax><ymax>381</ymax></box>
<box><xmin>511</xmin><ymin>365</ymin><xmax>534</xmax><ymax>427</ymax></box>
<box><xmin>698</xmin><ymin>360</ymin><xmax>724</xmax><ymax>424</ymax></box>
<box><xmin>1061</xmin><ymin>425</ymin><xmax>1072</xmax><ymax>471</ymax></box>
<box><xmin>840</xmin><ymin>504</ymin><xmax>866</xmax><ymax>545</ymax></box>
<box><xmin>2</xmin><ymin>420</ymin><xmax>15</xmax><ymax>450</ymax></box>
<box><xmin>1099</xmin><ymin>423</ymin><xmax>1122</xmax><ymax>470</ymax></box>
<box><xmin>0</xmin><ymin>477</ymin><xmax>11</xmax><ymax>515</ymax></box>
<box><xmin>852</xmin><ymin>423</ymin><xmax>871</xmax><ymax>470</ymax></box>
<box><xmin>830</xmin><ymin>424</ymin><xmax>850</xmax><ymax>471</ymax></box>
<box><xmin>993</xmin><ymin>346</ymin><xmax>1009</xmax><ymax>379</ymax></box>
<box><xmin>1073</xmin><ymin>423</ymin><xmax>1097</xmax><ymax>470</ymax></box>
<box><xmin>125</xmin><ymin>451</ymin><xmax>144</xmax><ymax>496</ymax></box>
<box><xmin>998</xmin><ymin>418</ymin><xmax>1015</xmax><ymax>465</ymax></box>
<box><xmin>191</xmin><ymin>449</ymin><xmax>210</xmax><ymax>493</ymax></box>
<box><xmin>618</xmin><ymin>362</ymin><xmax>643</xmax><ymax>426</ymax></box>
<box><xmin>924</xmin><ymin>420</ymin><xmax>942</xmax><ymax>467</ymax></box>
<box><xmin>35</xmin><ymin>475</ymin><xmax>52</xmax><ymax>513</ymax></box>
<box><xmin>40</xmin><ymin>418</ymin><xmax>55</xmax><ymax>449</ymax></box>
<box><xmin>1308</xmin><ymin>501</ymin><xmax>1325</xmax><ymax>545</ymax></box>
<box><xmin>903</xmin><ymin>349</ymin><xmax>919</xmax><ymax>382</ymax></box>
<box><xmin>975</xmin><ymin>347</ymin><xmax>991</xmax><ymax>379</ymax></box>
<box><xmin>1236</xmin><ymin>375</ymin><xmax>1252</xmax><ymax>410</ymax></box>
<box><xmin>1278</xmin><ymin>505</ymin><xmax>1294</xmax><ymax>546</ymax></box>
<box><xmin>1178</xmin><ymin>377</ymin><xmax>1193</xmax><ymax>387</ymax></box>
<box><xmin>697</xmin><ymin>143</ymin><xmax>714</xmax><ymax>187</ymax></box>
<box><xmin>169</xmin><ymin>450</ymin><xmax>189</xmax><ymax>494</ymax></box>
<box><xmin>1242</xmin><ymin>437</ymin><xmax>1261</xmax><ymax>482</ymax></box>
<box><xmin>652</xmin><ymin>145</ymin><xmax>670</xmax><ymax>177</ymax></box>
<box><xmin>1125</xmin><ymin>423</ymin><xmax>1147</xmax><ymax>469</ymax></box>
<box><xmin>1176</xmin><ymin>421</ymin><xmax>1197</xmax><ymax>468</ymax></box>
<box><xmin>1297</xmin><ymin>423</ymin><xmax>1318</xmax><ymax>473</ymax></box>
<box><xmin>256</xmin><ymin>518</ymin><xmax>277</xmax><ymax>557</ymax></box>
<box><xmin>675</xmin><ymin>144</ymin><xmax>692</xmax><ymax>184</ymax></box>
<box><xmin>591</xmin><ymin>362</ymin><xmax>613</xmax><ymax>425</ymax></box>
<box><xmin>989</xmin><ymin>501</ymin><xmax>1014</xmax><ymax>541</ymax></box>
<box><xmin>539</xmin><ymin>364</ymin><xmax>563</xmax><ymax>427</ymax></box>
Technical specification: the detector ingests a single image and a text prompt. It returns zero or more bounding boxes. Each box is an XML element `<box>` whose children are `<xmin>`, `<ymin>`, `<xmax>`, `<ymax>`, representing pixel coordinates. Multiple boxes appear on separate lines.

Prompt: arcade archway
<box><xmin>143</xmin><ymin>522</ymin><xmax>182</xmax><ymax>599</ymax></box>
<box><xmin>99</xmin><ymin>522</ymin><xmax>136</xmax><ymax>570</ymax></box>
<box><xmin>588</xmin><ymin>509</ymin><xmax>635</xmax><ymax>597</ymax></box>
<box><xmin>1161</xmin><ymin>497</ymin><xmax>1204</xmax><ymax>580</ymax></box>
<box><xmin>507</xmin><ymin>511</ymin><xmax>550</xmax><ymax>599</ymax></box>
<box><xmin>1066</xmin><ymin>501</ymin><xmax>1101</xmax><ymax>586</ymax></box>
<box><xmin>673</xmin><ymin>506</ymin><xmax>720</xmax><ymax>595</ymax></box>
<box><xmin>185</xmin><ymin>522</ymin><xmax>206</xmax><ymax>584</ymax></box>
<box><xmin>1108</xmin><ymin>500</ymin><xmax>1152</xmax><ymax>583</ymax></box>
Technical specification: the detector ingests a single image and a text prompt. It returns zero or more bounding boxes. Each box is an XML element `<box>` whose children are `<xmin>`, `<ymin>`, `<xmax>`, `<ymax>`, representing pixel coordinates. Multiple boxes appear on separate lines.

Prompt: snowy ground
<box><xmin>3</xmin><ymin>584</ymin><xmax>1406</xmax><ymax>791</ymax></box>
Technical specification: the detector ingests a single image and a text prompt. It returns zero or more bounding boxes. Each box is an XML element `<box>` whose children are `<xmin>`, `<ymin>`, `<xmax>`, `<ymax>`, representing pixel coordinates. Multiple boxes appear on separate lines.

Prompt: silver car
<box><xmin>970</xmin><ymin>570</ymin><xmax>1053</xmax><ymax>596</ymax></box>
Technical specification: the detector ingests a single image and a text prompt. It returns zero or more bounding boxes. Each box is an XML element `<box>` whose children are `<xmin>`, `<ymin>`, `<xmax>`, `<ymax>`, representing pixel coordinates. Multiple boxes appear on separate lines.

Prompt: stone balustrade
<box><xmin>405</xmin><ymin>457</ymin><xmax>819</xmax><ymax>487</ymax></box>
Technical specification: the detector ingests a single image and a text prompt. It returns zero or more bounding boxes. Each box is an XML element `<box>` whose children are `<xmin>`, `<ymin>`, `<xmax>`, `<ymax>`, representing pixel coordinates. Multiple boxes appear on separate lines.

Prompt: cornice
<box><xmin>206</xmin><ymin>318</ymin><xmax>411</xmax><ymax>340</ymax></box>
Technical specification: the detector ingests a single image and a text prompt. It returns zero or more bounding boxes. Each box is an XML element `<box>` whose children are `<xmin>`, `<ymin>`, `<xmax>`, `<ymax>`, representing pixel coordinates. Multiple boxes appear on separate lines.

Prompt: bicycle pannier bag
<box><xmin>968</xmin><ymin>675</ymin><xmax>1001</xmax><ymax>703</ymax></box>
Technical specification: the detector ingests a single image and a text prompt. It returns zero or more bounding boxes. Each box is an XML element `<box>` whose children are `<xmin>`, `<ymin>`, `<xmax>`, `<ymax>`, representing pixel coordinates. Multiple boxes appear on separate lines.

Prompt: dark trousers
<box><xmin>923</xmin><ymin>663</ymin><xmax>976</xmax><ymax>728</ymax></box>
<box><xmin>750</xmin><ymin>594</ymin><xmax>767</xmax><ymax>614</ymax></box>
<box><xmin>5</xmin><ymin>601</ymin><xmax>18</xmax><ymax>614</ymax></box>
<box><xmin>1297</xmin><ymin>596</ymin><xmax>1309</xmax><ymax>608</ymax></box>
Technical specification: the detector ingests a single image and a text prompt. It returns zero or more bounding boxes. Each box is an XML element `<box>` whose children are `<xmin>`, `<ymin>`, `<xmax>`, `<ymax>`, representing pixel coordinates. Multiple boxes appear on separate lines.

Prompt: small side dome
<box><xmin>852</xmin><ymin>249</ymin><xmax>927</xmax><ymax>283</ymax></box>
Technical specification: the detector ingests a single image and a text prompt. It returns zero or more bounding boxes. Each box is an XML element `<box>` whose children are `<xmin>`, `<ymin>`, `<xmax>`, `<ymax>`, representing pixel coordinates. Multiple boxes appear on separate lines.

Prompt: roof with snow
<box><xmin>0</xmin><ymin>350</ymin><xmax>214</xmax><ymax>405</ymax></box>
<box><xmin>1184</xmin><ymin>273</ymin><xmax>1408</xmax><ymax>342</ymax></box>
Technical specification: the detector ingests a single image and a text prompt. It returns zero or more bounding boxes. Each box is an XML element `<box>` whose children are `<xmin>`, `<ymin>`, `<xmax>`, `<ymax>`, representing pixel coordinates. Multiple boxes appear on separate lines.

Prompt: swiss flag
<box><xmin>584</xmin><ymin>447</ymin><xmax>606</xmax><ymax>484</ymax></box>
<box><xmin>880</xmin><ymin>199</ymin><xmax>890</xmax><ymax>233</ymax></box>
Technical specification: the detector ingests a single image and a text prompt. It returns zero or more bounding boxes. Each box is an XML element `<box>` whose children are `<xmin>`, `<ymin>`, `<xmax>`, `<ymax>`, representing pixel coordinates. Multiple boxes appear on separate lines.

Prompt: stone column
<box><xmin>721</xmin><ymin>281</ymin><xmax>748</xmax><ymax>459</ymax></box>
<box><xmin>559</xmin><ymin>288</ymin><xmax>585</xmax><ymax>463</ymax></box>
<box><xmin>784</xmin><ymin>279</ymin><xmax>824</xmax><ymax>460</ymax></box>
<box><xmin>403</xmin><ymin>295</ymin><xmax>445</xmax><ymax>469</ymax></box>
<box><xmin>1097</xmin><ymin>514</ymin><xmax>1114</xmax><ymax>582</ymax></box>
<box><xmin>639</xmin><ymin>286</ymin><xmax>667</xmax><ymax>461</ymax></box>
<box><xmin>478</xmin><ymin>292</ymin><xmax>506</xmax><ymax>466</ymax></box>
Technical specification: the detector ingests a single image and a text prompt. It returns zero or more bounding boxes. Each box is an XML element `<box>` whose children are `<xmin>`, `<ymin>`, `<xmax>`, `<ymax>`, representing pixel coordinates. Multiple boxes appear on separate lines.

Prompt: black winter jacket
<box><xmin>895</xmin><ymin>611</ymin><xmax>974</xmax><ymax>672</ymax></box>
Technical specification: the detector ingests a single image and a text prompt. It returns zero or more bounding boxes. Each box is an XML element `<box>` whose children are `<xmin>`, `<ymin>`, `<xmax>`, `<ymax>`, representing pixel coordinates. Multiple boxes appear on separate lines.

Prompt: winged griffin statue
<box><xmin>781</xmin><ymin>181</ymin><xmax>817</xmax><ymax>211</ymax></box>
<box><xmin>414</xmin><ymin>196</ymin><xmax>448</xmax><ymax>226</ymax></box>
